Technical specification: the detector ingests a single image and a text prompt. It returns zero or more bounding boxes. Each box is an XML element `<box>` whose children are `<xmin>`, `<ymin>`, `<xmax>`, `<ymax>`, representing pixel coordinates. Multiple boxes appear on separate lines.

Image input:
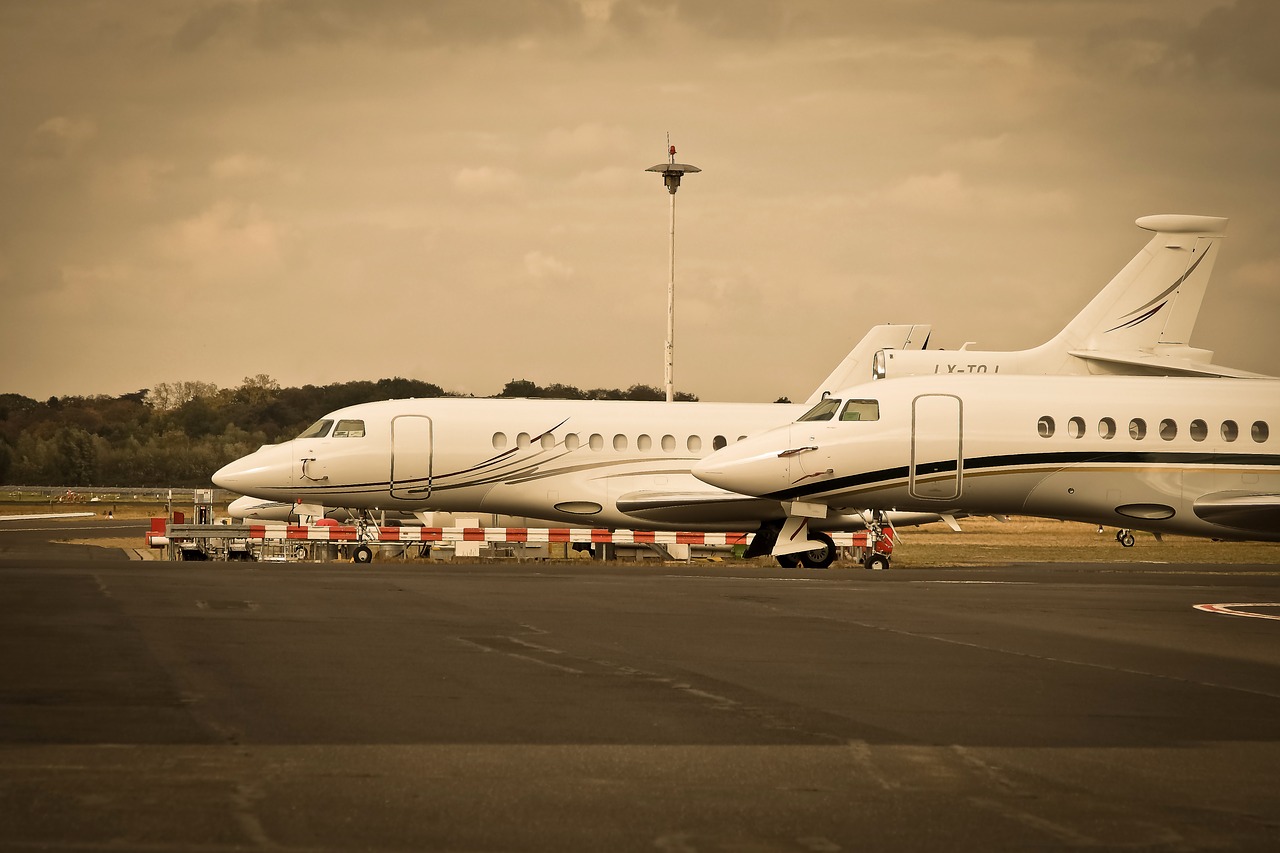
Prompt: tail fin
<box><xmin>806</xmin><ymin>324</ymin><xmax>930</xmax><ymax>404</ymax></box>
<box><xmin>1047</xmin><ymin>214</ymin><xmax>1228</xmax><ymax>354</ymax></box>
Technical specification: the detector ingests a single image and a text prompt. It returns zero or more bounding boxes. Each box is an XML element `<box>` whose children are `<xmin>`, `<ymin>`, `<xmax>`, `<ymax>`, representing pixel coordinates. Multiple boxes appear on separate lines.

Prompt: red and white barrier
<box><xmin>239</xmin><ymin>524</ymin><xmax>873</xmax><ymax>547</ymax></box>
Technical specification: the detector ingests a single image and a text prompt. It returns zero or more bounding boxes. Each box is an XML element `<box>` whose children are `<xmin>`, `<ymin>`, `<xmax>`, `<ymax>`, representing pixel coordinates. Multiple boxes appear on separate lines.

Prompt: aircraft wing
<box><xmin>1193</xmin><ymin>492</ymin><xmax>1280</xmax><ymax>533</ymax></box>
<box><xmin>1069</xmin><ymin>350</ymin><xmax>1274</xmax><ymax>379</ymax></box>
<box><xmin>615</xmin><ymin>489</ymin><xmax>780</xmax><ymax>525</ymax></box>
<box><xmin>0</xmin><ymin>512</ymin><xmax>96</xmax><ymax>522</ymax></box>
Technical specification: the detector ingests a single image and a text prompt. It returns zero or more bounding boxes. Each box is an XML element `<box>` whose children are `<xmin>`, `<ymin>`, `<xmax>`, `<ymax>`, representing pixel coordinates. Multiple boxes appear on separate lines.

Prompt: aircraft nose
<box><xmin>212</xmin><ymin>443</ymin><xmax>293</xmax><ymax>497</ymax></box>
<box><xmin>691</xmin><ymin>433</ymin><xmax>792</xmax><ymax>497</ymax></box>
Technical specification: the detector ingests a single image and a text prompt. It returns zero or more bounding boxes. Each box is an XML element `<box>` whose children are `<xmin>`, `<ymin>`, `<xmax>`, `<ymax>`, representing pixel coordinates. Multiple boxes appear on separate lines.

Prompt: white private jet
<box><xmin>212</xmin><ymin>213</ymin><xmax>1248</xmax><ymax>565</ymax></box>
<box><xmin>213</xmin><ymin>323</ymin><xmax>938</xmax><ymax>567</ymax></box>
<box><xmin>691</xmin><ymin>373</ymin><xmax>1280</xmax><ymax>556</ymax></box>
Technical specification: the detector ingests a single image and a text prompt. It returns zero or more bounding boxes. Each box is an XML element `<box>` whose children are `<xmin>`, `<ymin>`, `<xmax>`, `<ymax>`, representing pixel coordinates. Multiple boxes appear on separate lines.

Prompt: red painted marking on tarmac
<box><xmin>1193</xmin><ymin>603</ymin><xmax>1280</xmax><ymax>621</ymax></box>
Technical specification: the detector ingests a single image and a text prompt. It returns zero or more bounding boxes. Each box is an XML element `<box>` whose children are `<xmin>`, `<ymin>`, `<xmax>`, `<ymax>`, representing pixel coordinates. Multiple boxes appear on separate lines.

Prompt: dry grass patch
<box><xmin>888</xmin><ymin>517</ymin><xmax>1280</xmax><ymax>568</ymax></box>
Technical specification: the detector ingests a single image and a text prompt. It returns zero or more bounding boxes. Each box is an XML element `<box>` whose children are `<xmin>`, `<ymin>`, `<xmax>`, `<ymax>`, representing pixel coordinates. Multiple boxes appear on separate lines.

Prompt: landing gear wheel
<box><xmin>865</xmin><ymin>553</ymin><xmax>890</xmax><ymax>571</ymax></box>
<box><xmin>1118</xmin><ymin>531</ymin><xmax>1135</xmax><ymax>548</ymax></box>
<box><xmin>795</xmin><ymin>532</ymin><xmax>837</xmax><ymax>569</ymax></box>
<box><xmin>353</xmin><ymin>544</ymin><xmax>374</xmax><ymax>564</ymax></box>
<box><xmin>294</xmin><ymin>545</ymin><xmax>308</xmax><ymax>560</ymax></box>
<box><xmin>775</xmin><ymin>553</ymin><xmax>801</xmax><ymax>569</ymax></box>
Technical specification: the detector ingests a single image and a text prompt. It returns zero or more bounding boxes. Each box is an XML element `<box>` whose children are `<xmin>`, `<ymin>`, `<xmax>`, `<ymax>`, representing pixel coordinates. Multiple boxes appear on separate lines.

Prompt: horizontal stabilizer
<box><xmin>1069</xmin><ymin>350</ymin><xmax>1273</xmax><ymax>379</ymax></box>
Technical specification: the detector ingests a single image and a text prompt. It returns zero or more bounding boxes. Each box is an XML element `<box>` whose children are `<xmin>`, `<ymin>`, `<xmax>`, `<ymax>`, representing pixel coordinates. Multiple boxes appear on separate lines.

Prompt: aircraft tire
<box><xmin>865</xmin><ymin>553</ymin><xmax>890</xmax><ymax>571</ymax></box>
<box><xmin>353</xmin><ymin>545</ymin><xmax>374</xmax><ymax>564</ymax></box>
<box><xmin>1119</xmin><ymin>532</ymin><xmax>1136</xmax><ymax>548</ymax></box>
<box><xmin>775</xmin><ymin>553</ymin><xmax>801</xmax><ymax>569</ymax></box>
<box><xmin>795</xmin><ymin>532</ymin><xmax>837</xmax><ymax>569</ymax></box>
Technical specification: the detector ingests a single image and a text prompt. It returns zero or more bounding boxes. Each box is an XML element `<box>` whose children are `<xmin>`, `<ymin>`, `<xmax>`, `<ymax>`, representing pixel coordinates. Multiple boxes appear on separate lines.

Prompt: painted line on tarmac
<box><xmin>916</xmin><ymin>578</ymin><xmax>1034</xmax><ymax>584</ymax></box>
<box><xmin>1194</xmin><ymin>603</ymin><xmax>1280</xmax><ymax>621</ymax></box>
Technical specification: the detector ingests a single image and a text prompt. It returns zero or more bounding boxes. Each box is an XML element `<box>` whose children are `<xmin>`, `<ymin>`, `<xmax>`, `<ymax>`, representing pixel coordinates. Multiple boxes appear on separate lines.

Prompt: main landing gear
<box><xmin>745</xmin><ymin>526</ymin><xmax>838</xmax><ymax>569</ymax></box>
<box><xmin>774</xmin><ymin>531</ymin><xmax>838</xmax><ymax>569</ymax></box>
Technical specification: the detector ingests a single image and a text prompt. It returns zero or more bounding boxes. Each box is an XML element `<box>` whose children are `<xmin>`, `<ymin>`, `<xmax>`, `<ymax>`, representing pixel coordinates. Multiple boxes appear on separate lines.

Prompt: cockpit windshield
<box><xmin>840</xmin><ymin>400</ymin><xmax>879</xmax><ymax>421</ymax></box>
<box><xmin>297</xmin><ymin>419</ymin><xmax>333</xmax><ymax>439</ymax></box>
<box><xmin>333</xmin><ymin>419</ymin><xmax>366</xmax><ymax>438</ymax></box>
<box><xmin>798</xmin><ymin>398</ymin><xmax>840</xmax><ymax>422</ymax></box>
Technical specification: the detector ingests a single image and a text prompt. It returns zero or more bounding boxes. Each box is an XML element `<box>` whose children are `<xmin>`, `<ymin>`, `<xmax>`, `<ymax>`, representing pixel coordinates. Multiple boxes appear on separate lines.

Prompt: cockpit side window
<box><xmin>297</xmin><ymin>419</ymin><xmax>333</xmax><ymax>439</ymax></box>
<box><xmin>333</xmin><ymin>419</ymin><xmax>366</xmax><ymax>438</ymax></box>
<box><xmin>798</xmin><ymin>398</ymin><xmax>841</xmax><ymax>422</ymax></box>
<box><xmin>840</xmin><ymin>399</ymin><xmax>879</xmax><ymax>422</ymax></box>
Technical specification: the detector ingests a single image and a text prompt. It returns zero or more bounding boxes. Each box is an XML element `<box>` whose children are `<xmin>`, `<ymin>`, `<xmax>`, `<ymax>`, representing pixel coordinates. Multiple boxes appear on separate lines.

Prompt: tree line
<box><xmin>0</xmin><ymin>376</ymin><xmax>697</xmax><ymax>487</ymax></box>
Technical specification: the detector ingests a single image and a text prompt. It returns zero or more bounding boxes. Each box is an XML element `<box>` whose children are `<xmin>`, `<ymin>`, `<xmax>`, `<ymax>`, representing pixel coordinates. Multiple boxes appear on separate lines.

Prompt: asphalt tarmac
<box><xmin>2</xmin><ymin>518</ymin><xmax>1279</xmax><ymax>851</ymax></box>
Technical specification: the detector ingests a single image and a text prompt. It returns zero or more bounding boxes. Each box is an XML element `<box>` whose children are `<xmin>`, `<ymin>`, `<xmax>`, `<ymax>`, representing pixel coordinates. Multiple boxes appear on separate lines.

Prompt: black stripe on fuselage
<box><xmin>762</xmin><ymin>449</ymin><xmax>1280</xmax><ymax>502</ymax></box>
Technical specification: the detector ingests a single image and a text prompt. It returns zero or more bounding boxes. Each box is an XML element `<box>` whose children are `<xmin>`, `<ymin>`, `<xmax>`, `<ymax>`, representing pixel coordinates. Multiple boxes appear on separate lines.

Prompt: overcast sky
<box><xmin>3</xmin><ymin>0</ymin><xmax>1278</xmax><ymax>403</ymax></box>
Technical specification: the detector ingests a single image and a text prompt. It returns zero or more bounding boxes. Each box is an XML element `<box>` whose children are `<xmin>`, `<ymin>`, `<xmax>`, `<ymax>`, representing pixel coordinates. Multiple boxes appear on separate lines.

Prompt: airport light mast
<box><xmin>646</xmin><ymin>142</ymin><xmax>700</xmax><ymax>403</ymax></box>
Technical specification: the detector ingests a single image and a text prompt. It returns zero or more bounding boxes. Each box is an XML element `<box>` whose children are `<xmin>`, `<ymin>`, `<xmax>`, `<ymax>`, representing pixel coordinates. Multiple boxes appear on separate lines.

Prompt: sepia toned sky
<box><xmin>2</xmin><ymin>0</ymin><xmax>1278</xmax><ymax>403</ymax></box>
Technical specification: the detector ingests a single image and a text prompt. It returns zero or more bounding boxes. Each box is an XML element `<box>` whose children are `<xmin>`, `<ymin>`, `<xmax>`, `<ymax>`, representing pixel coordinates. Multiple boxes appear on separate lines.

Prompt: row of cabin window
<box><xmin>1037</xmin><ymin>416</ymin><xmax>1270</xmax><ymax>443</ymax></box>
<box><xmin>493</xmin><ymin>432</ymin><xmax>745</xmax><ymax>453</ymax></box>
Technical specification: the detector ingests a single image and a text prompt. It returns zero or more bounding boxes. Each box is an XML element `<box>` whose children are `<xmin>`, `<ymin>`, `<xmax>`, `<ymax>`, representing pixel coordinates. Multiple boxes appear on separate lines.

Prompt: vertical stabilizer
<box><xmin>806</xmin><ymin>324</ymin><xmax>930</xmax><ymax>404</ymax></box>
<box><xmin>1046</xmin><ymin>214</ymin><xmax>1228</xmax><ymax>356</ymax></box>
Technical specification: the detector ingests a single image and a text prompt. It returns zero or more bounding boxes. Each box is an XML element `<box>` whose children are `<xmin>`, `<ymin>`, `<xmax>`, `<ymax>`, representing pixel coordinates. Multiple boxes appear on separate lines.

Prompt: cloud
<box><xmin>453</xmin><ymin>166</ymin><xmax>522</xmax><ymax>194</ymax></box>
<box><xmin>1234</xmin><ymin>255</ymin><xmax>1280</xmax><ymax>289</ymax></box>
<box><xmin>210</xmin><ymin>153</ymin><xmax>275</xmax><ymax>180</ymax></box>
<box><xmin>56</xmin><ymin>263</ymin><xmax>131</xmax><ymax>307</ymax></box>
<box><xmin>524</xmin><ymin>249</ymin><xmax>574</xmax><ymax>279</ymax></box>
<box><xmin>542</xmin><ymin>123</ymin><xmax>632</xmax><ymax>157</ymax></box>
<box><xmin>25</xmin><ymin>116</ymin><xmax>97</xmax><ymax>159</ymax></box>
<box><xmin>158</xmin><ymin>201</ymin><xmax>284</xmax><ymax>266</ymax></box>
<box><xmin>570</xmin><ymin>166</ymin><xmax>633</xmax><ymax>192</ymax></box>
<box><xmin>879</xmin><ymin>171</ymin><xmax>1075</xmax><ymax>218</ymax></box>
<box><xmin>91</xmin><ymin>157</ymin><xmax>176</xmax><ymax>204</ymax></box>
<box><xmin>171</xmin><ymin>0</ymin><xmax>588</xmax><ymax>51</ymax></box>
<box><xmin>1183</xmin><ymin>0</ymin><xmax>1280</xmax><ymax>89</ymax></box>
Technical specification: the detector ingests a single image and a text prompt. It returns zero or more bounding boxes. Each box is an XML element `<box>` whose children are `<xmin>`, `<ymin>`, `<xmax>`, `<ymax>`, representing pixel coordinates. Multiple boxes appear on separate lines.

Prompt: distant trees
<box><xmin>0</xmin><ymin>375</ymin><xmax>700</xmax><ymax>487</ymax></box>
<box><xmin>498</xmin><ymin>379</ymin><xmax>698</xmax><ymax>402</ymax></box>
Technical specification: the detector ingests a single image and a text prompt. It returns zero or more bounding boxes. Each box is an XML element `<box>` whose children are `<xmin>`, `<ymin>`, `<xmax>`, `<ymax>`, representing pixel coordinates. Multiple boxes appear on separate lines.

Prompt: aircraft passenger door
<box><xmin>910</xmin><ymin>394</ymin><xmax>962</xmax><ymax>501</ymax></box>
<box><xmin>390</xmin><ymin>416</ymin><xmax>433</xmax><ymax>500</ymax></box>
